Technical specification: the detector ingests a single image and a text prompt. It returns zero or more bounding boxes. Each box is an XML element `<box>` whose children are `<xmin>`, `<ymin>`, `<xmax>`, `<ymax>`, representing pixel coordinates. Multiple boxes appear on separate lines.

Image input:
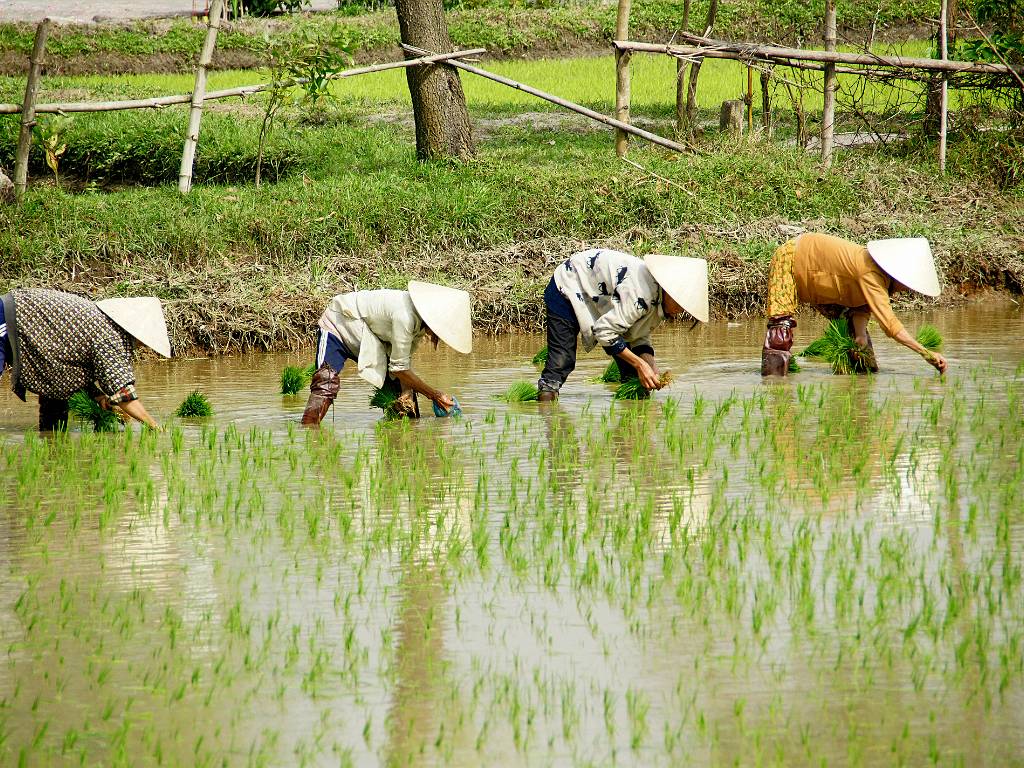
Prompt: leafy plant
<box><xmin>598</xmin><ymin>359</ymin><xmax>621</xmax><ymax>383</ymax></box>
<box><xmin>281</xmin><ymin>363</ymin><xmax>317</xmax><ymax>395</ymax></box>
<box><xmin>531</xmin><ymin>346</ymin><xmax>548</xmax><ymax>366</ymax></box>
<box><xmin>175</xmin><ymin>391</ymin><xmax>213</xmax><ymax>417</ymax></box>
<box><xmin>499</xmin><ymin>381</ymin><xmax>540</xmax><ymax>402</ymax></box>
<box><xmin>33</xmin><ymin>115</ymin><xmax>73</xmax><ymax>188</ymax></box>
<box><xmin>802</xmin><ymin>318</ymin><xmax>877</xmax><ymax>375</ymax></box>
<box><xmin>68</xmin><ymin>391</ymin><xmax>121</xmax><ymax>432</ymax></box>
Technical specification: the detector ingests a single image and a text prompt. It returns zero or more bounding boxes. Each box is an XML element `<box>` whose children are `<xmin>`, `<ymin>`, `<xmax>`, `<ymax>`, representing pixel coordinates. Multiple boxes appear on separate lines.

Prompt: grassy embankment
<box><xmin>0</xmin><ymin>6</ymin><xmax>1020</xmax><ymax>354</ymax></box>
<box><xmin>0</xmin><ymin>0</ymin><xmax>939</xmax><ymax>75</ymax></box>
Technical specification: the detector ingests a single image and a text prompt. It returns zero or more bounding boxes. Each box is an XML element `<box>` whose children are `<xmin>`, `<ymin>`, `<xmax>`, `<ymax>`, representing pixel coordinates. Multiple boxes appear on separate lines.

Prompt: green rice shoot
<box><xmin>531</xmin><ymin>346</ymin><xmax>548</xmax><ymax>366</ymax></box>
<box><xmin>916</xmin><ymin>325</ymin><xmax>943</xmax><ymax>351</ymax></box>
<box><xmin>598</xmin><ymin>359</ymin><xmax>621</xmax><ymax>383</ymax></box>
<box><xmin>175</xmin><ymin>390</ymin><xmax>213</xmax><ymax>418</ymax></box>
<box><xmin>788</xmin><ymin>356</ymin><xmax>802</xmax><ymax>373</ymax></box>
<box><xmin>499</xmin><ymin>381</ymin><xmax>540</xmax><ymax>402</ymax></box>
<box><xmin>281</xmin><ymin>363</ymin><xmax>317</xmax><ymax>395</ymax></box>
<box><xmin>68</xmin><ymin>391</ymin><xmax>121</xmax><ymax>432</ymax></box>
<box><xmin>613</xmin><ymin>371</ymin><xmax>673</xmax><ymax>400</ymax></box>
<box><xmin>369</xmin><ymin>386</ymin><xmax>402</xmax><ymax>419</ymax></box>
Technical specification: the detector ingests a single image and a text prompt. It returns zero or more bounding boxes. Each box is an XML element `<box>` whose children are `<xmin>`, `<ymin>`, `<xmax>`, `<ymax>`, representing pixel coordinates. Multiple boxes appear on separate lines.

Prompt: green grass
<box><xmin>281</xmin><ymin>363</ymin><xmax>317</xmax><ymax>395</ymax></box>
<box><xmin>612</xmin><ymin>370</ymin><xmax>672</xmax><ymax>399</ymax></box>
<box><xmin>597</xmin><ymin>359</ymin><xmax>621</xmax><ymax>383</ymax></box>
<box><xmin>68</xmin><ymin>391</ymin><xmax>121</xmax><ymax>432</ymax></box>
<box><xmin>803</xmin><ymin>318</ymin><xmax>876</xmax><ymax>375</ymax></box>
<box><xmin>531</xmin><ymin>346</ymin><xmax>548</xmax><ymax>366</ymax></box>
<box><xmin>499</xmin><ymin>381</ymin><xmax>540</xmax><ymax>402</ymax></box>
<box><xmin>175</xmin><ymin>390</ymin><xmax>213</xmax><ymax>417</ymax></box>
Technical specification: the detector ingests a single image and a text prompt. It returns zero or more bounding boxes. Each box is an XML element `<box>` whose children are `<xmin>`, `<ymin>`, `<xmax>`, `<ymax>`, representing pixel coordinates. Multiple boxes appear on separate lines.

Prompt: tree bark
<box><xmin>614</xmin><ymin>0</ymin><xmax>632</xmax><ymax>157</ymax></box>
<box><xmin>394</xmin><ymin>0</ymin><xmax>474</xmax><ymax>161</ymax></box>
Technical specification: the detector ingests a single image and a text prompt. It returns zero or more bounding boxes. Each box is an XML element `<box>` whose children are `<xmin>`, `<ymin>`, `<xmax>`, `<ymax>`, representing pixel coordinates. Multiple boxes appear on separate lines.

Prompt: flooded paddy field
<box><xmin>1</xmin><ymin>303</ymin><xmax>1023</xmax><ymax>766</ymax></box>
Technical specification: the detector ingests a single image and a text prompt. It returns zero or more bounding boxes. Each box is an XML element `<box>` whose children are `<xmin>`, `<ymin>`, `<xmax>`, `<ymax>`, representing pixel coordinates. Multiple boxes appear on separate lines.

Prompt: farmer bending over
<box><xmin>537</xmin><ymin>248</ymin><xmax>709</xmax><ymax>401</ymax></box>
<box><xmin>0</xmin><ymin>290</ymin><xmax>168</xmax><ymax>430</ymax></box>
<box><xmin>301</xmin><ymin>282</ymin><xmax>472</xmax><ymax>425</ymax></box>
<box><xmin>761</xmin><ymin>233</ymin><xmax>948</xmax><ymax>376</ymax></box>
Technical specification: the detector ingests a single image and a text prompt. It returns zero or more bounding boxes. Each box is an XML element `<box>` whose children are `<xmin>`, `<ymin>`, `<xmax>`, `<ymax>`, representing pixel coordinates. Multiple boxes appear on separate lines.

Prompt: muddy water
<box><xmin>1</xmin><ymin>302</ymin><xmax>1023</xmax><ymax>766</ymax></box>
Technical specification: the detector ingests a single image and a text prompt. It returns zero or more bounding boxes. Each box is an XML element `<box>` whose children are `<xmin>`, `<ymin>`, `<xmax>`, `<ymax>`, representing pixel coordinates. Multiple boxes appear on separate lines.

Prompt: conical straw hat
<box><xmin>407</xmin><ymin>281</ymin><xmax>473</xmax><ymax>354</ymax></box>
<box><xmin>96</xmin><ymin>297</ymin><xmax>172</xmax><ymax>357</ymax></box>
<box><xmin>866</xmin><ymin>238</ymin><xmax>941</xmax><ymax>297</ymax></box>
<box><xmin>642</xmin><ymin>254</ymin><xmax>710</xmax><ymax>323</ymax></box>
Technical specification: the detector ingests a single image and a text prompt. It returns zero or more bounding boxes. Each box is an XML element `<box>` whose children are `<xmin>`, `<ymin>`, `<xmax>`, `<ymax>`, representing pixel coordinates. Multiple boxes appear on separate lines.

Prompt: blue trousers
<box><xmin>315</xmin><ymin>329</ymin><xmax>353</xmax><ymax>373</ymax></box>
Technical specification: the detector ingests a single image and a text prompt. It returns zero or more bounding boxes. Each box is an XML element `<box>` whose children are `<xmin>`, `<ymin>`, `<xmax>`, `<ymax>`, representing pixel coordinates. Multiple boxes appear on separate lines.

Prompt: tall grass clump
<box><xmin>499</xmin><ymin>381</ymin><xmax>540</xmax><ymax>402</ymax></box>
<box><xmin>369</xmin><ymin>386</ymin><xmax>401</xmax><ymax>418</ymax></box>
<box><xmin>175</xmin><ymin>391</ymin><xmax>213</xmax><ymax>417</ymax></box>
<box><xmin>68</xmin><ymin>391</ymin><xmax>121</xmax><ymax>432</ymax></box>
<box><xmin>281</xmin><ymin>363</ymin><xmax>317</xmax><ymax>395</ymax></box>
<box><xmin>532</xmin><ymin>346</ymin><xmax>548</xmax><ymax>366</ymax></box>
<box><xmin>598</xmin><ymin>359</ymin><xmax>621</xmax><ymax>383</ymax></box>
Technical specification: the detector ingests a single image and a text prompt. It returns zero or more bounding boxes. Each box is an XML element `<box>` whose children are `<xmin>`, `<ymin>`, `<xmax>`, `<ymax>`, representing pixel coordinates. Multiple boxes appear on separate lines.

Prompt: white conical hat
<box><xmin>642</xmin><ymin>254</ymin><xmax>710</xmax><ymax>323</ymax></box>
<box><xmin>866</xmin><ymin>238</ymin><xmax>941</xmax><ymax>298</ymax></box>
<box><xmin>407</xmin><ymin>281</ymin><xmax>473</xmax><ymax>354</ymax></box>
<box><xmin>96</xmin><ymin>297</ymin><xmax>172</xmax><ymax>357</ymax></box>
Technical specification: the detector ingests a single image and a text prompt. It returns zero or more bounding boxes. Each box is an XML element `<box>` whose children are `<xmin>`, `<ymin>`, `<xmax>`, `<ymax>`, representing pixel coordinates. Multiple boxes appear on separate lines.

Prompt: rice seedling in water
<box><xmin>788</xmin><ymin>356</ymin><xmax>802</xmax><ymax>373</ymax></box>
<box><xmin>916</xmin><ymin>325</ymin><xmax>943</xmax><ymax>351</ymax></box>
<box><xmin>68</xmin><ymin>391</ymin><xmax>120</xmax><ymax>432</ymax></box>
<box><xmin>175</xmin><ymin>390</ymin><xmax>213</xmax><ymax>417</ymax></box>
<box><xmin>281</xmin><ymin>363</ymin><xmax>317</xmax><ymax>395</ymax></box>
<box><xmin>613</xmin><ymin>371</ymin><xmax>673</xmax><ymax>400</ymax></box>
<box><xmin>499</xmin><ymin>381</ymin><xmax>540</xmax><ymax>402</ymax></box>
<box><xmin>531</xmin><ymin>346</ymin><xmax>548</xmax><ymax>366</ymax></box>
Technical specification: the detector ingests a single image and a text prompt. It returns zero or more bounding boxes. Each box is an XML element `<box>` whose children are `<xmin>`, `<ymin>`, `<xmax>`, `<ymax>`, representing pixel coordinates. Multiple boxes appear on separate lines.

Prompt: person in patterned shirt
<box><xmin>0</xmin><ymin>289</ymin><xmax>170</xmax><ymax>431</ymax></box>
<box><xmin>537</xmin><ymin>248</ymin><xmax>709</xmax><ymax>401</ymax></box>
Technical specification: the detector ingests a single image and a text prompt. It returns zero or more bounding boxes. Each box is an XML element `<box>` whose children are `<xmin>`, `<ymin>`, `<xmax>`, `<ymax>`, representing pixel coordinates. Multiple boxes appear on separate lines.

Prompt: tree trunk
<box><xmin>684</xmin><ymin>0</ymin><xmax>719</xmax><ymax>134</ymax></box>
<box><xmin>675</xmin><ymin>0</ymin><xmax>691</xmax><ymax>137</ymax></box>
<box><xmin>821</xmin><ymin>0</ymin><xmax>837</xmax><ymax>168</ymax></box>
<box><xmin>394</xmin><ymin>0</ymin><xmax>474</xmax><ymax>161</ymax></box>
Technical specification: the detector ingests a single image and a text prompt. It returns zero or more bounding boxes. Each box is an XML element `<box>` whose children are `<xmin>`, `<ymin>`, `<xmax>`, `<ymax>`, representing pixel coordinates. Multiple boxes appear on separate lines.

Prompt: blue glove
<box><xmin>432</xmin><ymin>396</ymin><xmax>462</xmax><ymax>418</ymax></box>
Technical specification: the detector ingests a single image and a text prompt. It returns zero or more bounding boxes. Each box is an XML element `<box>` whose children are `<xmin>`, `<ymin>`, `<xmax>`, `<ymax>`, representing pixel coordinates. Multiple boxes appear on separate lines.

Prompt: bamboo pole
<box><xmin>821</xmin><ymin>0</ymin><xmax>837</xmax><ymax>169</ymax></box>
<box><xmin>746</xmin><ymin>65</ymin><xmax>754</xmax><ymax>135</ymax></box>
<box><xmin>614</xmin><ymin>0</ymin><xmax>632</xmax><ymax>157</ymax></box>
<box><xmin>13</xmin><ymin>18</ymin><xmax>50</xmax><ymax>203</ymax></box>
<box><xmin>675</xmin><ymin>0</ymin><xmax>691</xmax><ymax>136</ymax></box>
<box><xmin>0</xmin><ymin>49</ymin><xmax>488</xmax><ymax>116</ymax></box>
<box><xmin>401</xmin><ymin>44</ymin><xmax>686</xmax><ymax>153</ymax></box>
<box><xmin>179</xmin><ymin>0</ymin><xmax>224</xmax><ymax>194</ymax></box>
<box><xmin>938</xmin><ymin>0</ymin><xmax>949</xmax><ymax>174</ymax></box>
<box><xmin>613</xmin><ymin>38</ymin><xmax>1024</xmax><ymax>76</ymax></box>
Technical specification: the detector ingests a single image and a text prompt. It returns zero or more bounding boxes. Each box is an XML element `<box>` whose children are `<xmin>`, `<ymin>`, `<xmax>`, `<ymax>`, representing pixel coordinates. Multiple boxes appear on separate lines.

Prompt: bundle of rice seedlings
<box><xmin>531</xmin><ymin>346</ymin><xmax>548</xmax><ymax>366</ymax></box>
<box><xmin>499</xmin><ymin>381</ymin><xmax>540</xmax><ymax>402</ymax></box>
<box><xmin>597</xmin><ymin>359</ymin><xmax>621</xmax><ymax>383</ymax></box>
<box><xmin>369</xmin><ymin>386</ymin><xmax>402</xmax><ymax>419</ymax></box>
<box><xmin>281</xmin><ymin>363</ymin><xmax>317</xmax><ymax>395</ymax></box>
<box><xmin>68</xmin><ymin>391</ymin><xmax>121</xmax><ymax>432</ymax></box>
<box><xmin>175</xmin><ymin>391</ymin><xmax>213</xmax><ymax>417</ymax></box>
<box><xmin>788</xmin><ymin>356</ymin><xmax>802</xmax><ymax>373</ymax></box>
<box><xmin>916</xmin><ymin>325</ymin><xmax>943</xmax><ymax>351</ymax></box>
<box><xmin>612</xmin><ymin>371</ymin><xmax>673</xmax><ymax>400</ymax></box>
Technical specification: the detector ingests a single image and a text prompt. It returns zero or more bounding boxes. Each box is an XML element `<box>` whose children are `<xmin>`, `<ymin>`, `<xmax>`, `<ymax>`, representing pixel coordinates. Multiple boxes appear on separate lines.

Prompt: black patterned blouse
<box><xmin>8</xmin><ymin>289</ymin><xmax>137</xmax><ymax>403</ymax></box>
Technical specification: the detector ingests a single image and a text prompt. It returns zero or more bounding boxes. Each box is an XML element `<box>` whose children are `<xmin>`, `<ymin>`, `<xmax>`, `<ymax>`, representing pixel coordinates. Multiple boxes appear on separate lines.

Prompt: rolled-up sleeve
<box><xmin>91</xmin><ymin>334</ymin><xmax>138</xmax><ymax>401</ymax></box>
<box><xmin>859</xmin><ymin>272</ymin><xmax>905</xmax><ymax>338</ymax></box>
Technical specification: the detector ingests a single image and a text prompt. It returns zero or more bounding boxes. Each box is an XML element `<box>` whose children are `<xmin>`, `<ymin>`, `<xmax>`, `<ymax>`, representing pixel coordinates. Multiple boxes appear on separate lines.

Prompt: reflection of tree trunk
<box><xmin>394</xmin><ymin>0</ymin><xmax>475</xmax><ymax>161</ymax></box>
<box><xmin>385</xmin><ymin>566</ymin><xmax>448</xmax><ymax>766</ymax></box>
<box><xmin>684</xmin><ymin>0</ymin><xmax>719</xmax><ymax>134</ymax></box>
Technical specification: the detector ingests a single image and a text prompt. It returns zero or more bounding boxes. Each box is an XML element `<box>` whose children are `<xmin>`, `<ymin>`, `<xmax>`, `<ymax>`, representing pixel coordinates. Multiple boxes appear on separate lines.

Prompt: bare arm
<box><xmin>116</xmin><ymin>398</ymin><xmax>161</xmax><ymax>430</ymax></box>
<box><xmin>393</xmin><ymin>370</ymin><xmax>454</xmax><ymax>409</ymax></box>
<box><xmin>893</xmin><ymin>328</ymin><xmax>948</xmax><ymax>374</ymax></box>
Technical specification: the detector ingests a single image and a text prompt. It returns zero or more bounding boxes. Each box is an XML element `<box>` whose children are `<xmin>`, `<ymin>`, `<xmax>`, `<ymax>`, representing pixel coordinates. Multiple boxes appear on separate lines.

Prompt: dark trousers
<box><xmin>39</xmin><ymin>396</ymin><xmax>68</xmax><ymax>432</ymax></box>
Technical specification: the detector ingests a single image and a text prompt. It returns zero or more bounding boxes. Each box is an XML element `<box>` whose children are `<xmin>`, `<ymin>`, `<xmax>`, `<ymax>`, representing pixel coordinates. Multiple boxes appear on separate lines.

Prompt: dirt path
<box><xmin>1</xmin><ymin>0</ymin><xmax>336</xmax><ymax>23</ymax></box>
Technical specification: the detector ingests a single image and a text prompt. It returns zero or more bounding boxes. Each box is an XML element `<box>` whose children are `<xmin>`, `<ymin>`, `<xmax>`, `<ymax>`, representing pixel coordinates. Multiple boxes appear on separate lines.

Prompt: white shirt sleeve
<box><xmin>386</xmin><ymin>302</ymin><xmax>421</xmax><ymax>373</ymax></box>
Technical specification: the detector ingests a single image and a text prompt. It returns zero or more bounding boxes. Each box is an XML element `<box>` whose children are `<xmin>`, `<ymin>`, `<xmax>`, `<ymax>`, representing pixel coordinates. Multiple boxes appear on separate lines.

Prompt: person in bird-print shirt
<box><xmin>537</xmin><ymin>248</ymin><xmax>709</xmax><ymax>401</ymax></box>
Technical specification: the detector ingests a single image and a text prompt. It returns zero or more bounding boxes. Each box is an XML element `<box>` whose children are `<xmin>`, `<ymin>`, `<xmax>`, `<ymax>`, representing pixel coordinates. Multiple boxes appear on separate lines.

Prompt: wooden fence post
<box><xmin>821</xmin><ymin>0</ymin><xmax>837</xmax><ymax>168</ymax></box>
<box><xmin>938</xmin><ymin>0</ymin><xmax>949</xmax><ymax>173</ymax></box>
<box><xmin>614</xmin><ymin>0</ymin><xmax>632</xmax><ymax>157</ymax></box>
<box><xmin>675</xmin><ymin>0</ymin><xmax>692</xmax><ymax>137</ymax></box>
<box><xmin>14</xmin><ymin>18</ymin><xmax>51</xmax><ymax>203</ymax></box>
<box><xmin>179</xmin><ymin>0</ymin><xmax>224</xmax><ymax>194</ymax></box>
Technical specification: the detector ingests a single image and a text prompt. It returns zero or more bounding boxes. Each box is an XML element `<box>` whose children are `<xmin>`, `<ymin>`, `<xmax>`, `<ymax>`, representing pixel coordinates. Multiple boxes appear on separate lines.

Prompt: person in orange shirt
<box><xmin>761</xmin><ymin>233</ymin><xmax>949</xmax><ymax>376</ymax></box>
